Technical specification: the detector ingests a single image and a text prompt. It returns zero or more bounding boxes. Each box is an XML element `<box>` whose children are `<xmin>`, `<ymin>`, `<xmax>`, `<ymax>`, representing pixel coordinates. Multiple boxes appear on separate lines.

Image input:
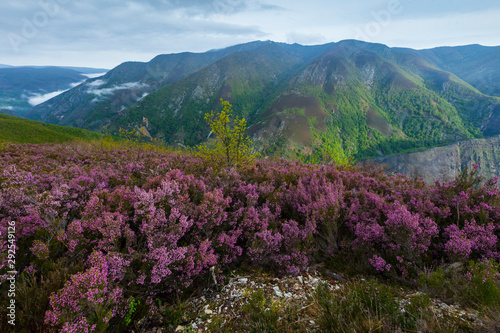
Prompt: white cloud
<box><xmin>138</xmin><ymin>92</ymin><xmax>149</xmax><ymax>100</ymax></box>
<box><xmin>87</xmin><ymin>82</ymin><xmax>149</xmax><ymax>98</ymax></box>
<box><xmin>2</xmin><ymin>106</ymin><xmax>14</xmax><ymax>110</ymax></box>
<box><xmin>27</xmin><ymin>89</ymin><xmax>70</xmax><ymax>106</ymax></box>
<box><xmin>83</xmin><ymin>72</ymin><xmax>107</xmax><ymax>79</ymax></box>
<box><xmin>69</xmin><ymin>81</ymin><xmax>85</xmax><ymax>88</ymax></box>
<box><xmin>87</xmin><ymin>79</ymin><xmax>107</xmax><ymax>88</ymax></box>
<box><xmin>0</xmin><ymin>0</ymin><xmax>499</xmax><ymax>68</ymax></box>
<box><xmin>22</xmin><ymin>76</ymin><xmax>101</xmax><ymax>106</ymax></box>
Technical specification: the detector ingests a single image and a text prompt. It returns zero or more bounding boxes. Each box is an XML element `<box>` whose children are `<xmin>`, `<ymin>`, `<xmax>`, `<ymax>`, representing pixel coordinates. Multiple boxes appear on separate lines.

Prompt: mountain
<box><xmin>372</xmin><ymin>135</ymin><xmax>500</xmax><ymax>187</ymax></box>
<box><xmin>417</xmin><ymin>44</ymin><xmax>500</xmax><ymax>97</ymax></box>
<box><xmin>0</xmin><ymin>108</ymin><xmax>20</xmax><ymax>117</ymax></box>
<box><xmin>26</xmin><ymin>40</ymin><xmax>500</xmax><ymax>161</ymax></box>
<box><xmin>55</xmin><ymin>66</ymin><xmax>108</xmax><ymax>74</ymax></box>
<box><xmin>0</xmin><ymin>66</ymin><xmax>108</xmax><ymax>116</ymax></box>
<box><xmin>0</xmin><ymin>67</ymin><xmax>86</xmax><ymax>92</ymax></box>
<box><xmin>117</xmin><ymin>41</ymin><xmax>335</xmax><ymax>147</ymax></box>
<box><xmin>26</xmin><ymin>41</ymin><xmax>284</xmax><ymax>128</ymax></box>
<box><xmin>0</xmin><ymin>113</ymin><xmax>103</xmax><ymax>144</ymax></box>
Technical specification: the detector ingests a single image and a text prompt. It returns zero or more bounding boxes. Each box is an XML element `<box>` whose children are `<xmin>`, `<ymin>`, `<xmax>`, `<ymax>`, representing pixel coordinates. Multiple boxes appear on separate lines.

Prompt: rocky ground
<box><xmin>134</xmin><ymin>267</ymin><xmax>485</xmax><ymax>333</ymax></box>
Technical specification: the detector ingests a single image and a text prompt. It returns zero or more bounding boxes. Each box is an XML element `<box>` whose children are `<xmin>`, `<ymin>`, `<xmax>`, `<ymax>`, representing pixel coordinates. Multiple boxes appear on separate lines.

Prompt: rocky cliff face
<box><xmin>372</xmin><ymin>135</ymin><xmax>500</xmax><ymax>185</ymax></box>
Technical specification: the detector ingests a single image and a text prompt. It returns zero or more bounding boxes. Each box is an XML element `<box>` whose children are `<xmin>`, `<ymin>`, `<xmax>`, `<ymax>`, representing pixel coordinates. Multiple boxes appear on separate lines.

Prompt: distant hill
<box><xmin>418</xmin><ymin>44</ymin><xmax>500</xmax><ymax>97</ymax></box>
<box><xmin>26</xmin><ymin>41</ymin><xmax>281</xmax><ymax>129</ymax></box>
<box><xmin>0</xmin><ymin>108</ymin><xmax>20</xmax><ymax>117</ymax></box>
<box><xmin>51</xmin><ymin>66</ymin><xmax>108</xmax><ymax>74</ymax></box>
<box><xmin>26</xmin><ymin>40</ymin><xmax>500</xmax><ymax>161</ymax></box>
<box><xmin>0</xmin><ymin>113</ymin><xmax>103</xmax><ymax>144</ymax></box>
<box><xmin>0</xmin><ymin>67</ymin><xmax>86</xmax><ymax>92</ymax></box>
<box><xmin>0</xmin><ymin>66</ymin><xmax>108</xmax><ymax>115</ymax></box>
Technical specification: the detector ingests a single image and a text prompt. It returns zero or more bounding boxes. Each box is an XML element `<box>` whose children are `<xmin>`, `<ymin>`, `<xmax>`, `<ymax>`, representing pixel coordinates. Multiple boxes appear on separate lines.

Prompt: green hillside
<box><xmin>24</xmin><ymin>41</ymin><xmax>500</xmax><ymax>162</ymax></box>
<box><xmin>113</xmin><ymin>41</ymin><xmax>498</xmax><ymax>162</ymax></box>
<box><xmin>0</xmin><ymin>114</ymin><xmax>103</xmax><ymax>144</ymax></box>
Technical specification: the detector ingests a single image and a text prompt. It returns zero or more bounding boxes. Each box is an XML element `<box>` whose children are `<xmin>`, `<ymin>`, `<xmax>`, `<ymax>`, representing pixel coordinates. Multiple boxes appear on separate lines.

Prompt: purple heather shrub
<box><xmin>30</xmin><ymin>240</ymin><xmax>50</xmax><ymax>260</ymax></box>
<box><xmin>346</xmin><ymin>193</ymin><xmax>439</xmax><ymax>275</ymax></box>
<box><xmin>248</xmin><ymin>229</ymin><xmax>284</xmax><ymax>265</ymax></box>
<box><xmin>444</xmin><ymin>220</ymin><xmax>498</xmax><ymax>261</ymax></box>
<box><xmin>0</xmin><ymin>142</ymin><xmax>499</xmax><ymax>330</ymax></box>
<box><xmin>45</xmin><ymin>251</ymin><xmax>125</xmax><ymax>332</ymax></box>
<box><xmin>369</xmin><ymin>255</ymin><xmax>391</xmax><ymax>272</ymax></box>
<box><xmin>107</xmin><ymin>252</ymin><xmax>130</xmax><ymax>282</ymax></box>
<box><xmin>194</xmin><ymin>188</ymin><xmax>231</xmax><ymax>233</ymax></box>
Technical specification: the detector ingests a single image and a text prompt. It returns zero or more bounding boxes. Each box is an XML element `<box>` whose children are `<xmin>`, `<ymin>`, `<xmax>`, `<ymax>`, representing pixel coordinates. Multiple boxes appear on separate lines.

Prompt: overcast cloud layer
<box><xmin>1</xmin><ymin>0</ymin><xmax>499</xmax><ymax>69</ymax></box>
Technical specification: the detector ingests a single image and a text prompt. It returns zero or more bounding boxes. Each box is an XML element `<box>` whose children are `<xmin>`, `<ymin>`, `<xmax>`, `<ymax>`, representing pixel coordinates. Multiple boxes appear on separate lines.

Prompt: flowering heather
<box><xmin>0</xmin><ymin>142</ymin><xmax>499</xmax><ymax>331</ymax></box>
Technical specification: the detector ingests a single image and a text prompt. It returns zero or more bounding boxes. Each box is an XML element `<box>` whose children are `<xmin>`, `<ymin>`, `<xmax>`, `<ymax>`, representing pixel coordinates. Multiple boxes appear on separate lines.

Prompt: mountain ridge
<box><xmin>25</xmin><ymin>40</ymin><xmax>500</xmax><ymax>161</ymax></box>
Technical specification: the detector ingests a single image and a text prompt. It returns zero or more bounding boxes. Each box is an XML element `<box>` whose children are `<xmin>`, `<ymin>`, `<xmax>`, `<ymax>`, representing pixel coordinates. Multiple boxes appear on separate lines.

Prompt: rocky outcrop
<box><xmin>372</xmin><ymin>135</ymin><xmax>500</xmax><ymax>185</ymax></box>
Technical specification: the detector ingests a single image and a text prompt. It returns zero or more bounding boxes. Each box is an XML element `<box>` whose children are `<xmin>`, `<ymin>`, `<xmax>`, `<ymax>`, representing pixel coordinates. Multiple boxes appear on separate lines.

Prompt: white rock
<box><xmin>297</xmin><ymin>276</ymin><xmax>303</xmax><ymax>284</ymax></box>
<box><xmin>230</xmin><ymin>289</ymin><xmax>243</xmax><ymax>298</ymax></box>
<box><xmin>273</xmin><ymin>286</ymin><xmax>283</xmax><ymax>297</ymax></box>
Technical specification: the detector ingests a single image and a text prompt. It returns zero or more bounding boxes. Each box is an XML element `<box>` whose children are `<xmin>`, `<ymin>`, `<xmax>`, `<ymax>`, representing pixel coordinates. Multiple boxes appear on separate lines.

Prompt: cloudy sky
<box><xmin>1</xmin><ymin>0</ymin><xmax>499</xmax><ymax>69</ymax></box>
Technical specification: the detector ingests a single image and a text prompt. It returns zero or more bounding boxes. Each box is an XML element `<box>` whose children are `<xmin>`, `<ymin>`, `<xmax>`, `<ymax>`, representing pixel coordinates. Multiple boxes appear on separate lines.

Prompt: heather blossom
<box><xmin>0</xmin><ymin>142</ymin><xmax>498</xmax><ymax>331</ymax></box>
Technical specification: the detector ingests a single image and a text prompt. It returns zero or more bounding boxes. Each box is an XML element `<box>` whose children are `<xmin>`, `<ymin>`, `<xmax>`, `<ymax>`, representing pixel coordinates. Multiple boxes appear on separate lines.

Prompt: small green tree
<box><xmin>197</xmin><ymin>99</ymin><xmax>257</xmax><ymax>169</ymax></box>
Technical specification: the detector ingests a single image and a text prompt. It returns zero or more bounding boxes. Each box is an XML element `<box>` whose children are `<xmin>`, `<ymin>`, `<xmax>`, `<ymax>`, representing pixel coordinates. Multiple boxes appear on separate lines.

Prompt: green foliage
<box><xmin>295</xmin><ymin>68</ymin><xmax>480</xmax><ymax>161</ymax></box>
<box><xmin>117</xmin><ymin>127</ymin><xmax>167</xmax><ymax>151</ymax></box>
<box><xmin>419</xmin><ymin>260</ymin><xmax>500</xmax><ymax>310</ymax></box>
<box><xmin>465</xmin><ymin>260</ymin><xmax>500</xmax><ymax>308</ymax></box>
<box><xmin>241</xmin><ymin>289</ymin><xmax>284</xmax><ymax>332</ymax></box>
<box><xmin>302</xmin><ymin>125</ymin><xmax>353</xmax><ymax>166</ymax></box>
<box><xmin>212</xmin><ymin>288</ymin><xmax>308</xmax><ymax>332</ymax></box>
<box><xmin>279</xmin><ymin>107</ymin><xmax>306</xmax><ymax>116</ymax></box>
<box><xmin>314</xmin><ymin>280</ymin><xmax>469</xmax><ymax>333</ymax></box>
<box><xmin>197</xmin><ymin>99</ymin><xmax>257</xmax><ymax>169</ymax></box>
<box><xmin>159</xmin><ymin>299</ymin><xmax>190</xmax><ymax>327</ymax></box>
<box><xmin>124</xmin><ymin>297</ymin><xmax>141</xmax><ymax>326</ymax></box>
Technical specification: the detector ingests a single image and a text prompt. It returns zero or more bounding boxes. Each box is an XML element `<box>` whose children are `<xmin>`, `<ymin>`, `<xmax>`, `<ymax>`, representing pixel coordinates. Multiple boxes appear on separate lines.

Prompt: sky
<box><xmin>1</xmin><ymin>0</ymin><xmax>500</xmax><ymax>69</ymax></box>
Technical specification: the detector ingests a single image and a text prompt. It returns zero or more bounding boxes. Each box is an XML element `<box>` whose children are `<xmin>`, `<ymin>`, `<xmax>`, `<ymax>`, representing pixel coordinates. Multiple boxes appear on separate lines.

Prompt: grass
<box><xmin>418</xmin><ymin>260</ymin><xmax>500</xmax><ymax>310</ymax></box>
<box><xmin>313</xmin><ymin>279</ymin><xmax>477</xmax><ymax>333</ymax></box>
<box><xmin>206</xmin><ymin>288</ymin><xmax>311</xmax><ymax>333</ymax></box>
<box><xmin>310</xmin><ymin>260</ymin><xmax>500</xmax><ymax>333</ymax></box>
<box><xmin>0</xmin><ymin>113</ymin><xmax>104</xmax><ymax>144</ymax></box>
